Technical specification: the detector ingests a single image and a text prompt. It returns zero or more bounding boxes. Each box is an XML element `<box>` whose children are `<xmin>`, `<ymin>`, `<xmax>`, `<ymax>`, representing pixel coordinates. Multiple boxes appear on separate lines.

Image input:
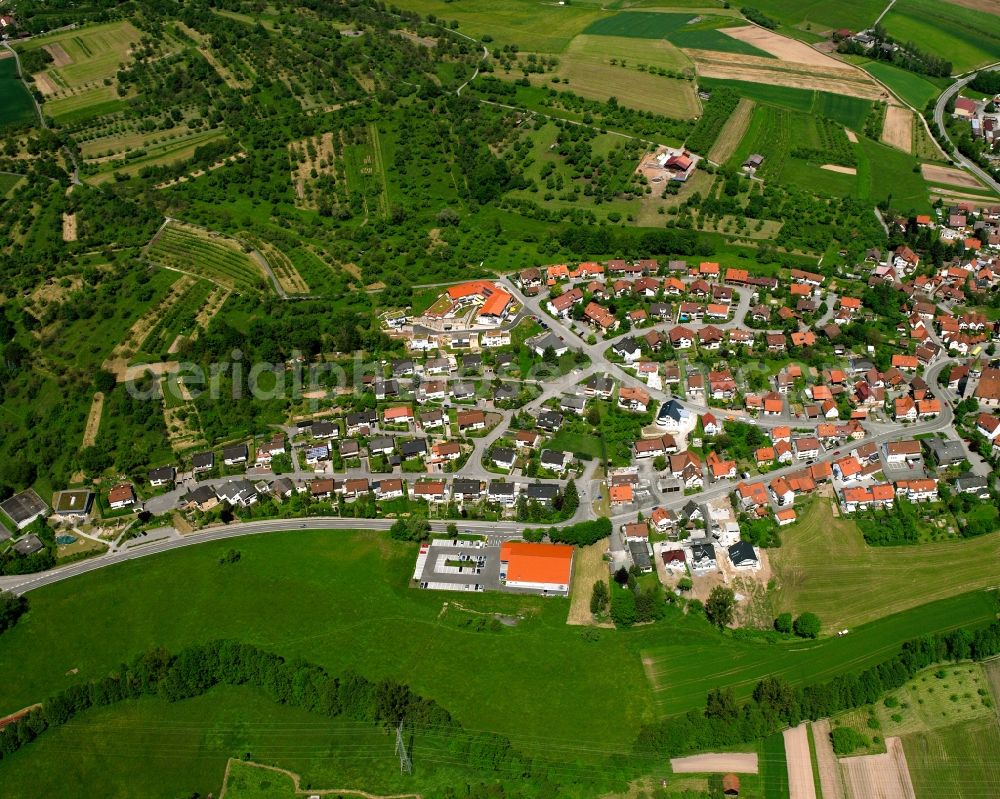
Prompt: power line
<box><xmin>395</xmin><ymin>721</ymin><xmax>412</xmax><ymax>775</ymax></box>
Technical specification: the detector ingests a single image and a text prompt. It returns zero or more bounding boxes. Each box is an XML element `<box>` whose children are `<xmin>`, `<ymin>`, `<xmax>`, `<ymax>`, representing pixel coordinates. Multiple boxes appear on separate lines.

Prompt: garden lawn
<box><xmin>759</xmin><ymin>732</ymin><xmax>790</xmax><ymax>799</ymax></box>
<box><xmin>769</xmin><ymin>498</ymin><xmax>1000</xmax><ymax>630</ymax></box>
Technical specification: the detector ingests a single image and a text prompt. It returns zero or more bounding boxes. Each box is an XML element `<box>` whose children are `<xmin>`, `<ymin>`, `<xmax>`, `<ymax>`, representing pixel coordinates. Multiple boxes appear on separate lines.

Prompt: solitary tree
<box><xmin>705</xmin><ymin>586</ymin><xmax>736</xmax><ymax>629</ymax></box>
<box><xmin>794</xmin><ymin>612</ymin><xmax>821</xmax><ymax>639</ymax></box>
<box><xmin>590</xmin><ymin>579</ymin><xmax>609</xmax><ymax>614</ymax></box>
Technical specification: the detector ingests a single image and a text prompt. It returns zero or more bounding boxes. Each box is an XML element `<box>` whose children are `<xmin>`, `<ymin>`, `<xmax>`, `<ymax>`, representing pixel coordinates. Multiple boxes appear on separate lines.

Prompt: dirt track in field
<box><xmin>845</xmin><ymin>129</ymin><xmax>859</xmax><ymax>143</ymax></box>
<box><xmin>921</xmin><ymin>163</ymin><xmax>984</xmax><ymax>189</ymax></box>
<box><xmin>840</xmin><ymin>737</ymin><xmax>916</xmax><ymax>799</ymax></box>
<box><xmin>670</xmin><ymin>753</ymin><xmax>759</xmax><ymax>773</ymax></box>
<box><xmin>881</xmin><ymin>106</ymin><xmax>913</xmax><ymax>153</ymax></box>
<box><xmin>784</xmin><ymin>724</ymin><xmax>817</xmax><ymax>799</ymax></box>
<box><xmin>944</xmin><ymin>0</ymin><xmax>997</xmax><ymax>11</ymax></box>
<box><xmin>722</xmin><ymin>26</ymin><xmax>851</xmax><ymax>70</ymax></box>
<box><xmin>708</xmin><ymin>98</ymin><xmax>754</xmax><ymax>164</ymax></box>
<box><xmin>812</xmin><ymin>720</ymin><xmax>847</xmax><ymax>799</ymax></box>
<box><xmin>821</xmin><ymin>164</ymin><xmax>857</xmax><ymax>175</ymax></box>
<box><xmin>81</xmin><ymin>392</ymin><xmax>104</xmax><ymax>448</ymax></box>
<box><xmin>43</xmin><ymin>43</ymin><xmax>73</xmax><ymax>67</ymax></box>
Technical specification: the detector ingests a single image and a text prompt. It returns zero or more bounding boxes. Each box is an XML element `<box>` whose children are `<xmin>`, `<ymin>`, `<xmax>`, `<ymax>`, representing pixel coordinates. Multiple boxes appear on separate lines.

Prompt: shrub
<box><xmin>831</xmin><ymin>726</ymin><xmax>868</xmax><ymax>756</ymax></box>
<box><xmin>794</xmin><ymin>612</ymin><xmax>821</xmax><ymax>639</ymax></box>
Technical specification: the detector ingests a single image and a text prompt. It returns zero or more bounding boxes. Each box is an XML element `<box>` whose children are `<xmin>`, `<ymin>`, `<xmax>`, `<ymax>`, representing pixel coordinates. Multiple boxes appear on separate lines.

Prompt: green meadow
<box><xmin>0</xmin><ymin>57</ymin><xmax>37</xmax><ymax>129</ymax></box>
<box><xmin>883</xmin><ymin>0</ymin><xmax>1000</xmax><ymax>74</ymax></box>
<box><xmin>864</xmin><ymin>62</ymin><xmax>941</xmax><ymax>110</ymax></box>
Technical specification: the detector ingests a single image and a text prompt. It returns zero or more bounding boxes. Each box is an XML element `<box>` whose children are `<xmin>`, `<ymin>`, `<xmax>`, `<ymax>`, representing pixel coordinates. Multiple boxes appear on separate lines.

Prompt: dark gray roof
<box><xmin>491</xmin><ymin>446</ymin><xmax>515</xmax><ymax>464</ymax></box>
<box><xmin>312</xmin><ymin>421</ymin><xmax>338</xmax><ymax>438</ymax></box>
<box><xmin>12</xmin><ymin>534</ymin><xmax>44</xmax><ymax>556</ymax></box>
<box><xmin>658</xmin><ymin>399</ymin><xmax>686</xmax><ymax>423</ymax></box>
<box><xmin>526</xmin><ymin>483</ymin><xmax>559</xmax><ymax>501</ymax></box>
<box><xmin>926</xmin><ymin>439</ymin><xmax>966</xmax><ymax>464</ymax></box>
<box><xmin>192</xmin><ymin>451</ymin><xmax>214</xmax><ymax>468</ymax></box>
<box><xmin>691</xmin><ymin>543</ymin><xmax>716</xmax><ymax>562</ymax></box>
<box><xmin>537</xmin><ymin>411</ymin><xmax>563</xmax><ymax>430</ymax></box>
<box><xmin>369</xmin><ymin>436</ymin><xmax>395</xmax><ymax>452</ymax></box>
<box><xmin>462</xmin><ymin>354</ymin><xmax>482</xmax><ymax>369</ymax></box>
<box><xmin>452</xmin><ymin>478</ymin><xmax>484</xmax><ymax>496</ymax></box>
<box><xmin>728</xmin><ymin>540</ymin><xmax>758</xmax><ymax>563</ymax></box>
<box><xmin>184</xmin><ymin>485</ymin><xmax>217</xmax><ymax>505</ymax></box>
<box><xmin>540</xmin><ymin>450</ymin><xmax>568</xmax><ymax>467</ymax></box>
<box><xmin>613</xmin><ymin>337</ymin><xmax>640</xmax><ymax>354</ymax></box>
<box><xmin>222</xmin><ymin>443</ymin><xmax>249</xmax><ymax>461</ymax></box>
<box><xmin>493</xmin><ymin>384</ymin><xmax>519</xmax><ymax>401</ymax></box>
<box><xmin>586</xmin><ymin>375</ymin><xmax>614</xmax><ymax>393</ymax></box>
<box><xmin>402</xmin><ymin>439</ymin><xmax>428</xmax><ymax>457</ymax></box>
<box><xmin>628</xmin><ymin>540</ymin><xmax>651</xmax><ymax>570</ymax></box>
<box><xmin>148</xmin><ymin>466</ymin><xmax>175</xmax><ymax>482</ymax></box>
<box><xmin>488</xmin><ymin>480</ymin><xmax>515</xmax><ymax>496</ymax></box>
<box><xmin>0</xmin><ymin>489</ymin><xmax>49</xmax><ymax>526</ymax></box>
<box><xmin>346</xmin><ymin>411</ymin><xmax>377</xmax><ymax>427</ymax></box>
<box><xmin>392</xmin><ymin>359</ymin><xmax>414</xmax><ymax>376</ymax></box>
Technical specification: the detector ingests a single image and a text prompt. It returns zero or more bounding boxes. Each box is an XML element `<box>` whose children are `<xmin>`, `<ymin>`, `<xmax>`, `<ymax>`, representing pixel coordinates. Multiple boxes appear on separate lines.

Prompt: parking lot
<box><xmin>413</xmin><ymin>539</ymin><xmax>502</xmax><ymax>592</ymax></box>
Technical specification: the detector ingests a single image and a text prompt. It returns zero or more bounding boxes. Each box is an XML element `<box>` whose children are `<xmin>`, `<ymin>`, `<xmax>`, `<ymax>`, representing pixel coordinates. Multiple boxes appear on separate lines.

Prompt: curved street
<box><xmin>932</xmin><ymin>63</ymin><xmax>1000</xmax><ymax>194</ymax></box>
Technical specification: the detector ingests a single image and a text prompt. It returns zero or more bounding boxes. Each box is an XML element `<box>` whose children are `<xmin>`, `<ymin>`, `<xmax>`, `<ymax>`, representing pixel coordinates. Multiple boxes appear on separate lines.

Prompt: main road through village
<box><xmin>0</xmin><ymin>276</ymin><xmax>964</xmax><ymax>594</ymax></box>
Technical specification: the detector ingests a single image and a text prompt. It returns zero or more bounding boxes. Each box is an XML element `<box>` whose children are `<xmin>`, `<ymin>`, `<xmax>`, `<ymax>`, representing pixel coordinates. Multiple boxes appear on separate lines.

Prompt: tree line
<box><xmin>0</xmin><ymin>639</ymin><xmax>526</xmax><ymax>776</ymax></box>
<box><xmin>635</xmin><ymin>608</ymin><xmax>1000</xmax><ymax>756</ymax></box>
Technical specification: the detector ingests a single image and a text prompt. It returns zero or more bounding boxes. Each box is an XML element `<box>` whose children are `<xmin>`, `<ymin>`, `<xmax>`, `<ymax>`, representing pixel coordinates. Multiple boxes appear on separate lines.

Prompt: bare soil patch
<box><xmin>881</xmin><ymin>106</ymin><xmax>913</xmax><ymax>153</ymax></box>
<box><xmin>43</xmin><ymin>42</ymin><xmax>73</xmax><ymax>67</ymax></box>
<box><xmin>722</xmin><ymin>26</ymin><xmax>853</xmax><ymax>70</ymax></box>
<box><xmin>784</xmin><ymin>724</ymin><xmax>817</xmax><ymax>799</ymax></box>
<box><xmin>670</xmin><ymin>752</ymin><xmax>758</xmax><ymax>773</ymax></box>
<box><xmin>61</xmin><ymin>212</ymin><xmax>77</xmax><ymax>242</ymax></box>
<box><xmin>81</xmin><ymin>392</ymin><xmax>104</xmax><ymax>448</ymax></box>
<box><xmin>29</xmin><ymin>275</ymin><xmax>82</xmax><ymax>306</ymax></box>
<box><xmin>689</xmin><ymin>52</ymin><xmax>885</xmax><ymax>100</ymax></box>
<box><xmin>812</xmin><ymin>720</ymin><xmax>847</xmax><ymax>799</ymax></box>
<box><xmin>566</xmin><ymin>538</ymin><xmax>612</xmax><ymax>626</ymax></box>
<box><xmin>33</xmin><ymin>73</ymin><xmax>59</xmax><ymax>96</ymax></box>
<box><xmin>921</xmin><ymin>163</ymin><xmax>984</xmax><ymax>189</ymax></box>
<box><xmin>845</xmin><ymin>128</ymin><xmax>859</xmax><ymax>143</ymax></box>
<box><xmin>840</xmin><ymin>737</ymin><xmax>916</xmax><ymax>799</ymax></box>
<box><xmin>821</xmin><ymin>164</ymin><xmax>857</xmax><ymax>175</ymax></box>
<box><xmin>708</xmin><ymin>97</ymin><xmax>754</xmax><ymax>164</ymax></box>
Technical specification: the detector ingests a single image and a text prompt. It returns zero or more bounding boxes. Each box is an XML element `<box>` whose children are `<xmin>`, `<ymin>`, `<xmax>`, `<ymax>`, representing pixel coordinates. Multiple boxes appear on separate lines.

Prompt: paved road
<box><xmin>933</xmin><ymin>64</ymin><xmax>1000</xmax><ymax>195</ymax></box>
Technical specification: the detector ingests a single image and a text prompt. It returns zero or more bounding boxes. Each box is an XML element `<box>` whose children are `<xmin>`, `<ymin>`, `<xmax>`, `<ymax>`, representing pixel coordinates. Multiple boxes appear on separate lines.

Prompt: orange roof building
<box><xmin>610</xmin><ymin>484</ymin><xmax>634</xmax><ymax>505</ymax></box>
<box><xmin>499</xmin><ymin>541</ymin><xmax>574</xmax><ymax>595</ymax></box>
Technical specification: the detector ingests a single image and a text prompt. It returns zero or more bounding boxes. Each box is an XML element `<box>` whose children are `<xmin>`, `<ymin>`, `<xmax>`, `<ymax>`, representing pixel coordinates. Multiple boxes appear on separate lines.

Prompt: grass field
<box><xmin>864</xmin><ymin>62</ymin><xmax>941</xmax><ymax>110</ymax></box>
<box><xmin>699</xmin><ymin>78</ymin><xmax>872</xmax><ymax>127</ymax></box>
<box><xmin>562</xmin><ymin>33</ymin><xmax>693</xmax><ymax>74</ymax></box>
<box><xmin>770</xmin><ymin>499</ymin><xmax>999</xmax><ymax>631</ymax></box>
<box><xmin>585</xmin><ymin>12</ymin><xmax>696</xmax><ymax>39</ymax></box>
<box><xmin>903</xmin><ymin>718</ymin><xmax>1000</xmax><ymax>799</ymax></box>
<box><xmin>883</xmin><ymin>0</ymin><xmax>1000</xmax><ymax>74</ymax></box>
<box><xmin>0</xmin><ymin>172</ymin><xmax>23</xmax><ymax>196</ymax></box>
<box><xmin>0</xmin><ymin>56</ymin><xmax>37</xmax><ymax>129</ymax></box>
<box><xmin>16</xmin><ymin>20</ymin><xmax>141</xmax><ymax>87</ymax></box>
<box><xmin>759</xmin><ymin>732</ymin><xmax>790</xmax><ymax>799</ymax></box>
<box><xmin>669</xmin><ymin>28</ymin><xmax>774</xmax><ymax>58</ymax></box>
<box><xmin>145</xmin><ymin>222</ymin><xmax>268</xmax><ymax>292</ymax></box>
<box><xmin>133</xmin><ymin>278</ymin><xmax>214</xmax><ymax>359</ymax></box>
<box><xmin>0</xmin><ymin>528</ymin><xmax>996</xmax><ymax>764</ymax></box>
<box><xmin>527</xmin><ymin>55</ymin><xmax>700</xmax><ymax>118</ymax></box>
<box><xmin>733</xmin><ymin>0</ymin><xmax>885</xmax><ymax>32</ymax></box>
<box><xmin>391</xmin><ymin>0</ymin><xmax>606</xmax><ymax>52</ymax></box>
<box><xmin>855</xmin><ymin>135</ymin><xmax>932</xmax><ymax>213</ymax></box>
<box><xmin>44</xmin><ymin>84</ymin><xmax>125</xmax><ymax>122</ymax></box>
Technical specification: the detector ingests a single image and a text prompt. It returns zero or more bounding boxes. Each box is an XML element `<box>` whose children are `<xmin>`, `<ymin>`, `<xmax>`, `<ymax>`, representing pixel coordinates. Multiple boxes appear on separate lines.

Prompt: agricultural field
<box><xmin>144</xmin><ymin>222</ymin><xmax>269</xmax><ymax>293</ymax></box>
<box><xmin>42</xmin><ymin>84</ymin><xmax>127</xmax><ymax>124</ymax></box>
<box><xmin>524</xmin><ymin>56</ymin><xmax>700</xmax><ymax>118</ymax></box>
<box><xmin>17</xmin><ymin>21</ymin><xmax>142</xmax><ymax>87</ymax></box>
<box><xmin>881</xmin><ymin>105</ymin><xmax>914</xmax><ymax>153</ymax></box>
<box><xmin>882</xmin><ymin>0</ymin><xmax>1000</xmax><ymax>74</ymax></box>
<box><xmin>701</xmin><ymin>78</ymin><xmax>873</xmax><ymax>127</ymax></box>
<box><xmin>863</xmin><ymin>62</ymin><xmax>941</xmax><ymax>111</ymax></box>
<box><xmin>561</xmin><ymin>34</ymin><xmax>693</xmax><ymax>74</ymax></box>
<box><xmin>87</xmin><ymin>128</ymin><xmax>228</xmax><ymax>184</ymax></box>
<box><xmin>730</xmin><ymin>0</ymin><xmax>886</xmax><ymax>32</ymax></box>
<box><xmin>769</xmin><ymin>499</ymin><xmax>1000</xmax><ymax>631</ymax></box>
<box><xmin>394</xmin><ymin>0</ymin><xmax>606</xmax><ymax>52</ymax></box>
<box><xmin>0</xmin><ymin>54</ymin><xmax>37</xmax><ymax>129</ymax></box>
<box><xmin>856</xmin><ymin>135</ymin><xmax>931</xmax><ymax>212</ymax></box>
<box><xmin>584</xmin><ymin>12</ymin><xmax>699</xmax><ymax>39</ymax></box>
<box><xmin>707</xmin><ymin>98</ymin><xmax>755</xmax><ymax>164</ymax></box>
<box><xmin>903</xmin><ymin>719</ymin><xmax>1000</xmax><ymax>799</ymax></box>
